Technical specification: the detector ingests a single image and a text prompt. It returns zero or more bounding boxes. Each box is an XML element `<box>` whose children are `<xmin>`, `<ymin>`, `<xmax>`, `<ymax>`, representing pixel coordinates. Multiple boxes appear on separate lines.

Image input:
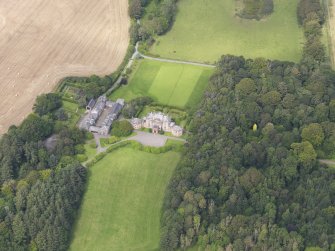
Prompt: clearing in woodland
<box><xmin>150</xmin><ymin>0</ymin><xmax>303</xmax><ymax>63</ymax></box>
<box><xmin>69</xmin><ymin>147</ymin><xmax>181</xmax><ymax>251</ymax></box>
<box><xmin>110</xmin><ymin>59</ymin><xmax>213</xmax><ymax>108</ymax></box>
<box><xmin>0</xmin><ymin>0</ymin><xmax>129</xmax><ymax>134</ymax></box>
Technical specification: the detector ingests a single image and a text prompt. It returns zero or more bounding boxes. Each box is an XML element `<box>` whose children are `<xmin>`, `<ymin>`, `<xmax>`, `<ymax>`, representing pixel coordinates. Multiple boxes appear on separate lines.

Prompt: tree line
<box><xmin>299</xmin><ymin>0</ymin><xmax>326</xmax><ymax>64</ymax></box>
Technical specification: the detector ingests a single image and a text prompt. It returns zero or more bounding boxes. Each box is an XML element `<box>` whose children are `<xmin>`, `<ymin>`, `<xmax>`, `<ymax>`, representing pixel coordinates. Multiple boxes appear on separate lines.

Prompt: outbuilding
<box><xmin>86</xmin><ymin>99</ymin><xmax>96</xmax><ymax>112</ymax></box>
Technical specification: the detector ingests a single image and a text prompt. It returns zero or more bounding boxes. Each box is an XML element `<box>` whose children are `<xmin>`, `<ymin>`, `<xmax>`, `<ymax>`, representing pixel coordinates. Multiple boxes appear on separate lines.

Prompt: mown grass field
<box><xmin>110</xmin><ymin>59</ymin><xmax>213</xmax><ymax>108</ymax></box>
<box><xmin>69</xmin><ymin>147</ymin><xmax>181</xmax><ymax>251</ymax></box>
<box><xmin>150</xmin><ymin>0</ymin><xmax>303</xmax><ymax>62</ymax></box>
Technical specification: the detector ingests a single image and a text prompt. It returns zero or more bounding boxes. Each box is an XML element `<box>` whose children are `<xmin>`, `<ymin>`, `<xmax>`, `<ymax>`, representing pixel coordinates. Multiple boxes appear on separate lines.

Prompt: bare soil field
<box><xmin>0</xmin><ymin>0</ymin><xmax>129</xmax><ymax>134</ymax></box>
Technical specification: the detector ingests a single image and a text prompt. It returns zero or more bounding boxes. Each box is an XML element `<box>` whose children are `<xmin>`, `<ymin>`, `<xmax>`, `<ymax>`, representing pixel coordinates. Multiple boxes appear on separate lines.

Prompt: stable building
<box><xmin>79</xmin><ymin>96</ymin><xmax>125</xmax><ymax>135</ymax></box>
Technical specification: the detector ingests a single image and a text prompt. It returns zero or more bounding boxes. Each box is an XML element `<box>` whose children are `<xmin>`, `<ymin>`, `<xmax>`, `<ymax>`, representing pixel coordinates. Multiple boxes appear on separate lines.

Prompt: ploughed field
<box><xmin>150</xmin><ymin>0</ymin><xmax>303</xmax><ymax>63</ymax></box>
<box><xmin>69</xmin><ymin>147</ymin><xmax>181</xmax><ymax>251</ymax></box>
<box><xmin>0</xmin><ymin>0</ymin><xmax>129</xmax><ymax>134</ymax></box>
<box><xmin>110</xmin><ymin>59</ymin><xmax>213</xmax><ymax>108</ymax></box>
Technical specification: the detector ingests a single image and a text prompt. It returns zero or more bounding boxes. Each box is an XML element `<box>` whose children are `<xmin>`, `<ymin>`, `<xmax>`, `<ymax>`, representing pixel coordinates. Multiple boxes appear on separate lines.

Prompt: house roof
<box><xmin>87</xmin><ymin>99</ymin><xmax>96</xmax><ymax>109</ymax></box>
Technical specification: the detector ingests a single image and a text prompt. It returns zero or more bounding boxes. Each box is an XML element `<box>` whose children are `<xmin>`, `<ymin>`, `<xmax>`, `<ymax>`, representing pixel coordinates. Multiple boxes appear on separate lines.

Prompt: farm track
<box><xmin>0</xmin><ymin>0</ymin><xmax>130</xmax><ymax>134</ymax></box>
<box><xmin>135</xmin><ymin>43</ymin><xmax>215</xmax><ymax>68</ymax></box>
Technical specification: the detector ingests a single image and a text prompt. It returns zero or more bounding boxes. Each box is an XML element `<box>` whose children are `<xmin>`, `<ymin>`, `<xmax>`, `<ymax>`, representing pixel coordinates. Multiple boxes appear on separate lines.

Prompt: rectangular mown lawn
<box><xmin>110</xmin><ymin>59</ymin><xmax>213</xmax><ymax>108</ymax></box>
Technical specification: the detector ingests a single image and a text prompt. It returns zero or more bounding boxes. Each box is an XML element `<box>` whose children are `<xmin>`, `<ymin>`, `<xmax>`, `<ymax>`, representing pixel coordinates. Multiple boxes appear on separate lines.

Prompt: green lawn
<box><xmin>150</xmin><ymin>0</ymin><xmax>303</xmax><ymax>62</ymax></box>
<box><xmin>83</xmin><ymin>142</ymin><xmax>97</xmax><ymax>160</ymax></box>
<box><xmin>62</xmin><ymin>100</ymin><xmax>79</xmax><ymax>113</ymax></box>
<box><xmin>110</xmin><ymin>59</ymin><xmax>213</xmax><ymax>108</ymax></box>
<box><xmin>69</xmin><ymin>147</ymin><xmax>181</xmax><ymax>251</ymax></box>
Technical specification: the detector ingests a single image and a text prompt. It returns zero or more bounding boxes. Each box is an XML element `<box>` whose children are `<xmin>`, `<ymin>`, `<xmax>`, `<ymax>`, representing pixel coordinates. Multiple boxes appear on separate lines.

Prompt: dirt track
<box><xmin>0</xmin><ymin>0</ymin><xmax>129</xmax><ymax>134</ymax></box>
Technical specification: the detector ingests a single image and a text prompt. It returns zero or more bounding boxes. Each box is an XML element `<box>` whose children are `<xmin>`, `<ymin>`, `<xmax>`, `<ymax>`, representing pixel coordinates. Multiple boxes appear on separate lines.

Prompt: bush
<box><xmin>86</xmin><ymin>132</ymin><xmax>94</xmax><ymax>140</ymax></box>
<box><xmin>75</xmin><ymin>144</ymin><xmax>85</xmax><ymax>154</ymax></box>
<box><xmin>111</xmin><ymin>120</ymin><xmax>134</xmax><ymax>137</ymax></box>
<box><xmin>122</xmin><ymin>96</ymin><xmax>153</xmax><ymax>118</ymax></box>
<box><xmin>100</xmin><ymin>136</ymin><xmax>120</xmax><ymax>147</ymax></box>
<box><xmin>238</xmin><ymin>0</ymin><xmax>274</xmax><ymax>20</ymax></box>
<box><xmin>76</xmin><ymin>154</ymin><xmax>88</xmax><ymax>163</ymax></box>
<box><xmin>129</xmin><ymin>0</ymin><xmax>142</xmax><ymax>19</ymax></box>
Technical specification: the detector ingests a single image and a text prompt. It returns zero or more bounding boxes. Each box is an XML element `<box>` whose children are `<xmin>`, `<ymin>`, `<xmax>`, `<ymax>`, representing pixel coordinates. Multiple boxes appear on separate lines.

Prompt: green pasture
<box><xmin>150</xmin><ymin>0</ymin><xmax>303</xmax><ymax>62</ymax></box>
<box><xmin>69</xmin><ymin>147</ymin><xmax>181</xmax><ymax>251</ymax></box>
<box><xmin>110</xmin><ymin>59</ymin><xmax>213</xmax><ymax>108</ymax></box>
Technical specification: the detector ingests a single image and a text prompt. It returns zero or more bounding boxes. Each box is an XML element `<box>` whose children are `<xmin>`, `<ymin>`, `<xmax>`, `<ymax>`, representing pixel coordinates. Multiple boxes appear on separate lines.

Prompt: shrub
<box><xmin>75</xmin><ymin>144</ymin><xmax>85</xmax><ymax>154</ymax></box>
<box><xmin>122</xmin><ymin>96</ymin><xmax>153</xmax><ymax>118</ymax></box>
<box><xmin>76</xmin><ymin>154</ymin><xmax>88</xmax><ymax>163</ymax></box>
<box><xmin>238</xmin><ymin>0</ymin><xmax>274</xmax><ymax>20</ymax></box>
<box><xmin>100</xmin><ymin>136</ymin><xmax>120</xmax><ymax>147</ymax></box>
<box><xmin>111</xmin><ymin>121</ymin><xmax>134</xmax><ymax>137</ymax></box>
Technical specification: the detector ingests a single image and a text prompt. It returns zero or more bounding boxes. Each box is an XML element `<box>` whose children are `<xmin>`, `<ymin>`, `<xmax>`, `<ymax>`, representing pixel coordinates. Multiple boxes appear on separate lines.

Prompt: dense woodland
<box><xmin>161</xmin><ymin>1</ymin><xmax>335</xmax><ymax>250</ymax></box>
<box><xmin>0</xmin><ymin>94</ymin><xmax>87</xmax><ymax>250</ymax></box>
<box><xmin>161</xmin><ymin>56</ymin><xmax>335</xmax><ymax>250</ymax></box>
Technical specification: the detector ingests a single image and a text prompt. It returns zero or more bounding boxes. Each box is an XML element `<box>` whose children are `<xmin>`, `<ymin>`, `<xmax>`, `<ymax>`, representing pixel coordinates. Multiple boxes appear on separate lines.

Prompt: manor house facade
<box><xmin>131</xmin><ymin>112</ymin><xmax>183</xmax><ymax>137</ymax></box>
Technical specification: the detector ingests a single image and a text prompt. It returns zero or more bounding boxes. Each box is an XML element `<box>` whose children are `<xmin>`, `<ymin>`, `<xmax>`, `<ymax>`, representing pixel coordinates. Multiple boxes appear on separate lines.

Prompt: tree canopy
<box><xmin>111</xmin><ymin>120</ymin><xmax>134</xmax><ymax>137</ymax></box>
<box><xmin>33</xmin><ymin>93</ymin><xmax>62</xmax><ymax>116</ymax></box>
<box><xmin>160</xmin><ymin>54</ymin><xmax>335</xmax><ymax>250</ymax></box>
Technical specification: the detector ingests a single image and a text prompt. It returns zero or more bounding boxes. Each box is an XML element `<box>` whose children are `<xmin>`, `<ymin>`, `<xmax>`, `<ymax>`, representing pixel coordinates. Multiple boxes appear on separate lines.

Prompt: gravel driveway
<box><xmin>129</xmin><ymin>130</ymin><xmax>186</xmax><ymax>147</ymax></box>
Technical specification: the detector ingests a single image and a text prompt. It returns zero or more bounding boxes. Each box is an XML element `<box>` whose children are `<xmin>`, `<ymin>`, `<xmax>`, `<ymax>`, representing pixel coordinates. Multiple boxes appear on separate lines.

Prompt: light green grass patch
<box><xmin>62</xmin><ymin>100</ymin><xmax>83</xmax><ymax>126</ymax></box>
<box><xmin>110</xmin><ymin>59</ymin><xmax>213</xmax><ymax>108</ymax></box>
<box><xmin>83</xmin><ymin>141</ymin><xmax>97</xmax><ymax>160</ymax></box>
<box><xmin>62</xmin><ymin>100</ymin><xmax>79</xmax><ymax>113</ymax></box>
<box><xmin>69</xmin><ymin>147</ymin><xmax>181</xmax><ymax>251</ymax></box>
<box><xmin>110</xmin><ymin>60</ymin><xmax>160</xmax><ymax>101</ymax></box>
<box><xmin>151</xmin><ymin>0</ymin><xmax>303</xmax><ymax>62</ymax></box>
<box><xmin>149</xmin><ymin>65</ymin><xmax>203</xmax><ymax>107</ymax></box>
